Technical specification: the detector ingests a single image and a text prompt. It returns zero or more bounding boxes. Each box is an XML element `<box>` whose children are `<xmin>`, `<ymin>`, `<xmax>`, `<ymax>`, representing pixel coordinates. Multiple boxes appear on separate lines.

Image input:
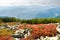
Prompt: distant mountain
<box><xmin>56</xmin><ymin>15</ymin><xmax>60</xmax><ymax>18</ymax></box>
<box><xmin>0</xmin><ymin>6</ymin><xmax>60</xmax><ymax>19</ymax></box>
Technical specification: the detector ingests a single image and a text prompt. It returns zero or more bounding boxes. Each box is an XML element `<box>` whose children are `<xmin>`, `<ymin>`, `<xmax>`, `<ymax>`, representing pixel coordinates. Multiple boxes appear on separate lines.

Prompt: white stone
<box><xmin>56</xmin><ymin>25</ymin><xmax>60</xmax><ymax>33</ymax></box>
<box><xmin>44</xmin><ymin>36</ymin><xmax>58</xmax><ymax>40</ymax></box>
<box><xmin>40</xmin><ymin>36</ymin><xmax>44</xmax><ymax>40</ymax></box>
<box><xmin>14</xmin><ymin>38</ymin><xmax>20</xmax><ymax>40</ymax></box>
<box><xmin>15</xmin><ymin>29</ymin><xmax>25</xmax><ymax>34</ymax></box>
<box><xmin>36</xmin><ymin>38</ymin><xmax>40</xmax><ymax>40</ymax></box>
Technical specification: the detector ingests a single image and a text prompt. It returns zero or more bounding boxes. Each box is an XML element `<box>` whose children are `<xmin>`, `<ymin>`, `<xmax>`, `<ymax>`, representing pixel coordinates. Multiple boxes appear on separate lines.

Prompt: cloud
<box><xmin>55</xmin><ymin>13</ymin><xmax>60</xmax><ymax>16</ymax></box>
<box><xmin>29</xmin><ymin>0</ymin><xmax>60</xmax><ymax>7</ymax></box>
<box><xmin>0</xmin><ymin>0</ymin><xmax>11</xmax><ymax>6</ymax></box>
<box><xmin>0</xmin><ymin>0</ymin><xmax>59</xmax><ymax>7</ymax></box>
<box><xmin>0</xmin><ymin>0</ymin><xmax>31</xmax><ymax>6</ymax></box>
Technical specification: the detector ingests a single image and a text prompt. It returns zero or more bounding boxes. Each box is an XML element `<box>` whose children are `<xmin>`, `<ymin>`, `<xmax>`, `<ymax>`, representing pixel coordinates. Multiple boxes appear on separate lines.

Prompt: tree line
<box><xmin>0</xmin><ymin>17</ymin><xmax>20</xmax><ymax>23</ymax></box>
<box><xmin>0</xmin><ymin>17</ymin><xmax>60</xmax><ymax>24</ymax></box>
<box><xmin>21</xmin><ymin>18</ymin><xmax>60</xmax><ymax>24</ymax></box>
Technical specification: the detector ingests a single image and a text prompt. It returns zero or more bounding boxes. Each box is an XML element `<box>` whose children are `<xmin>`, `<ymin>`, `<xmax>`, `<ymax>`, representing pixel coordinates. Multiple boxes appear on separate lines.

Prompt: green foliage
<box><xmin>20</xmin><ymin>18</ymin><xmax>60</xmax><ymax>24</ymax></box>
<box><xmin>0</xmin><ymin>17</ymin><xmax>60</xmax><ymax>24</ymax></box>
<box><xmin>0</xmin><ymin>17</ymin><xmax>20</xmax><ymax>22</ymax></box>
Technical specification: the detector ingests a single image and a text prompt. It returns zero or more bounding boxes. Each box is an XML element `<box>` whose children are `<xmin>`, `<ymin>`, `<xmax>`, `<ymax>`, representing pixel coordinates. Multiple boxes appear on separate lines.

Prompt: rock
<box><xmin>56</xmin><ymin>25</ymin><xmax>60</xmax><ymax>33</ymax></box>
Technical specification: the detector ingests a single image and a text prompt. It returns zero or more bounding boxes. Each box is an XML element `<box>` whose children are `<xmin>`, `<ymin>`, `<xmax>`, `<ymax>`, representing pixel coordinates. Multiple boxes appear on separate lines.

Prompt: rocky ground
<box><xmin>0</xmin><ymin>23</ymin><xmax>60</xmax><ymax>40</ymax></box>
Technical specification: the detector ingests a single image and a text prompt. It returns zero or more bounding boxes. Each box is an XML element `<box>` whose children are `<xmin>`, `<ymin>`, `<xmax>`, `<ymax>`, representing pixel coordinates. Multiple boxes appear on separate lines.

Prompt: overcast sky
<box><xmin>0</xmin><ymin>0</ymin><xmax>60</xmax><ymax>7</ymax></box>
<box><xmin>0</xmin><ymin>0</ymin><xmax>60</xmax><ymax>19</ymax></box>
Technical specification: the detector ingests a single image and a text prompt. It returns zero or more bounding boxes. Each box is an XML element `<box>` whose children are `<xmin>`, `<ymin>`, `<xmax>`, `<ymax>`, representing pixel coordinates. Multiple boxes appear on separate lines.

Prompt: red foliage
<box><xmin>0</xmin><ymin>24</ymin><xmax>57</xmax><ymax>40</ymax></box>
<box><xmin>19</xmin><ymin>24</ymin><xmax>57</xmax><ymax>39</ymax></box>
<box><xmin>0</xmin><ymin>36</ymin><xmax>13</xmax><ymax>40</ymax></box>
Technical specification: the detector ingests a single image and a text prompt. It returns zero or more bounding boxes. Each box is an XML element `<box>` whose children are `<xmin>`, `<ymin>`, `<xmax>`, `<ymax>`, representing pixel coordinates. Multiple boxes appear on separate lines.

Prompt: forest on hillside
<box><xmin>0</xmin><ymin>17</ymin><xmax>60</xmax><ymax>24</ymax></box>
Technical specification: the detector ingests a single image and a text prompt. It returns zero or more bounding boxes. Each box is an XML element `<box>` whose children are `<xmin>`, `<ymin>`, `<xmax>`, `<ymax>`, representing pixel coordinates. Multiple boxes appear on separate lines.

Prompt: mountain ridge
<box><xmin>0</xmin><ymin>6</ymin><xmax>60</xmax><ymax>19</ymax></box>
